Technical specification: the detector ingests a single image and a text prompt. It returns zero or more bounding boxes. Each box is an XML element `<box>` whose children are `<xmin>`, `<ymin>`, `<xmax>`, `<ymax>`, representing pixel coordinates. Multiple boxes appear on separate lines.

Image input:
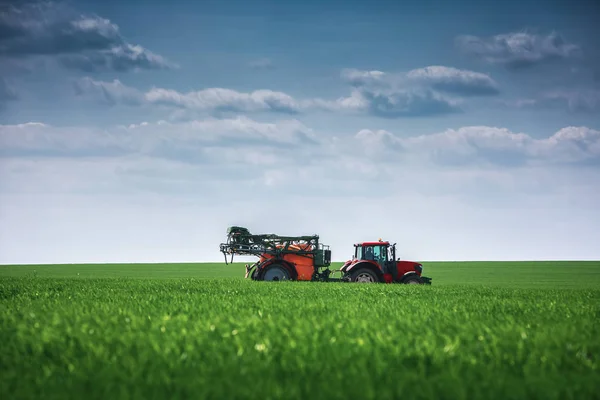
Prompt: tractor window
<box><xmin>364</xmin><ymin>246</ymin><xmax>374</xmax><ymax>260</ymax></box>
<box><xmin>355</xmin><ymin>246</ymin><xmax>363</xmax><ymax>260</ymax></box>
<box><xmin>372</xmin><ymin>246</ymin><xmax>381</xmax><ymax>261</ymax></box>
<box><xmin>360</xmin><ymin>245</ymin><xmax>389</xmax><ymax>262</ymax></box>
<box><xmin>374</xmin><ymin>246</ymin><xmax>388</xmax><ymax>263</ymax></box>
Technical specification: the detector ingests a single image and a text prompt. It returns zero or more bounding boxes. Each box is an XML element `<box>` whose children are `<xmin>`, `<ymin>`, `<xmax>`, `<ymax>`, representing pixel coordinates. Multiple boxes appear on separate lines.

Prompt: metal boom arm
<box><xmin>219</xmin><ymin>226</ymin><xmax>326</xmax><ymax>264</ymax></box>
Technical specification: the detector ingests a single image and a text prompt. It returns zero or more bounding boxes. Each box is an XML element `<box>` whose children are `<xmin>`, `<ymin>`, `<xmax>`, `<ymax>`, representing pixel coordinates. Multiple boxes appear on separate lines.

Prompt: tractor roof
<box><xmin>356</xmin><ymin>241</ymin><xmax>390</xmax><ymax>246</ymax></box>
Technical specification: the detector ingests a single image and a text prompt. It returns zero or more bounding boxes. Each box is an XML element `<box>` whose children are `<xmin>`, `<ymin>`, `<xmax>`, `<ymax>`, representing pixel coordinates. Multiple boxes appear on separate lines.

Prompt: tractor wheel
<box><xmin>259</xmin><ymin>263</ymin><xmax>292</xmax><ymax>281</ymax></box>
<box><xmin>403</xmin><ymin>274</ymin><xmax>423</xmax><ymax>284</ymax></box>
<box><xmin>350</xmin><ymin>268</ymin><xmax>380</xmax><ymax>283</ymax></box>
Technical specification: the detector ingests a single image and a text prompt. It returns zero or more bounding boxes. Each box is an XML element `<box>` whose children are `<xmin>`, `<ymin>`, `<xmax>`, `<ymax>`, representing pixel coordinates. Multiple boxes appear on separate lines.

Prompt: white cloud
<box><xmin>335</xmin><ymin>74</ymin><xmax>461</xmax><ymax>117</ymax></box>
<box><xmin>145</xmin><ymin>87</ymin><xmax>302</xmax><ymax>114</ymax></box>
<box><xmin>406</xmin><ymin>66</ymin><xmax>499</xmax><ymax>96</ymax></box>
<box><xmin>3</xmin><ymin>120</ymin><xmax>598</xmax><ymax>171</ymax></box>
<box><xmin>539</xmin><ymin>90</ymin><xmax>600</xmax><ymax>113</ymax></box>
<box><xmin>341</xmin><ymin>68</ymin><xmax>388</xmax><ymax>87</ymax></box>
<box><xmin>0</xmin><ymin>117</ymin><xmax>317</xmax><ymax>161</ymax></box>
<box><xmin>73</xmin><ymin>63</ymin><xmax>500</xmax><ymax>119</ymax></box>
<box><xmin>2</xmin><ymin>120</ymin><xmax>598</xmax><ymax>212</ymax></box>
<box><xmin>310</xmin><ymin>87</ymin><xmax>462</xmax><ymax>117</ymax></box>
<box><xmin>59</xmin><ymin>43</ymin><xmax>175</xmax><ymax>72</ymax></box>
<box><xmin>358</xmin><ymin>88</ymin><xmax>461</xmax><ymax>117</ymax></box>
<box><xmin>505</xmin><ymin>89</ymin><xmax>600</xmax><ymax>114</ymax></box>
<box><xmin>0</xmin><ymin>2</ymin><xmax>175</xmax><ymax>72</ymax></box>
<box><xmin>74</xmin><ymin>78</ymin><xmax>305</xmax><ymax>114</ymax></box>
<box><xmin>73</xmin><ymin>77</ymin><xmax>143</xmax><ymax>106</ymax></box>
<box><xmin>455</xmin><ymin>30</ymin><xmax>581</xmax><ymax>69</ymax></box>
<box><xmin>356</xmin><ymin>125</ymin><xmax>600</xmax><ymax>166</ymax></box>
<box><xmin>1</xmin><ymin>119</ymin><xmax>600</xmax><ymax>264</ymax></box>
<box><xmin>342</xmin><ymin>66</ymin><xmax>500</xmax><ymax>96</ymax></box>
<box><xmin>335</xmin><ymin>65</ymin><xmax>500</xmax><ymax>117</ymax></box>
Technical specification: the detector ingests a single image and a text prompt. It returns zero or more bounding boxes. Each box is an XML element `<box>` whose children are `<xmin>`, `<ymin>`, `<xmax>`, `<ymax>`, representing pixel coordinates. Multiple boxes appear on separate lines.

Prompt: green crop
<box><xmin>1</xmin><ymin>261</ymin><xmax>599</xmax><ymax>399</ymax></box>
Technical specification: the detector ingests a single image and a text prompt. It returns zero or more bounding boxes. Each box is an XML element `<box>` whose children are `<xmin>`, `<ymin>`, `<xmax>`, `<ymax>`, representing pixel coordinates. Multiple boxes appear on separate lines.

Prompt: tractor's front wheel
<box><xmin>258</xmin><ymin>263</ymin><xmax>293</xmax><ymax>281</ymax></box>
<box><xmin>349</xmin><ymin>268</ymin><xmax>380</xmax><ymax>283</ymax></box>
<box><xmin>403</xmin><ymin>274</ymin><xmax>423</xmax><ymax>284</ymax></box>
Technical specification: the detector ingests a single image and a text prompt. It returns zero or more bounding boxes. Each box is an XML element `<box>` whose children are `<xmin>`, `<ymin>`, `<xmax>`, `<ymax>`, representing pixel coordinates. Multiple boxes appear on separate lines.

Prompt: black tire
<box><xmin>349</xmin><ymin>267</ymin><xmax>380</xmax><ymax>283</ymax></box>
<box><xmin>403</xmin><ymin>274</ymin><xmax>423</xmax><ymax>284</ymax></box>
<box><xmin>258</xmin><ymin>263</ymin><xmax>293</xmax><ymax>281</ymax></box>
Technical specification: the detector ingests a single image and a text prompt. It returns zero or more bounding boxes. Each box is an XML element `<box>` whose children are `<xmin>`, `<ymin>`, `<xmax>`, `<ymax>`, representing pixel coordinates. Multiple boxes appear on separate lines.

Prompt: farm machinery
<box><xmin>219</xmin><ymin>226</ymin><xmax>431</xmax><ymax>284</ymax></box>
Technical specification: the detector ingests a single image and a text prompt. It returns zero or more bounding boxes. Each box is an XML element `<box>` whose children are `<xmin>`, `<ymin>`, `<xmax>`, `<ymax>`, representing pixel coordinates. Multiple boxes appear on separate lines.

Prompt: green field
<box><xmin>1</xmin><ymin>261</ymin><xmax>600</xmax><ymax>399</ymax></box>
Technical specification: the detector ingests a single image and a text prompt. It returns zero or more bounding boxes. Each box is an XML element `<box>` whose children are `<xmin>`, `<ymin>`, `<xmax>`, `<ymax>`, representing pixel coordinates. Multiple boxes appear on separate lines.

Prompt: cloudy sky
<box><xmin>1</xmin><ymin>0</ymin><xmax>599</xmax><ymax>264</ymax></box>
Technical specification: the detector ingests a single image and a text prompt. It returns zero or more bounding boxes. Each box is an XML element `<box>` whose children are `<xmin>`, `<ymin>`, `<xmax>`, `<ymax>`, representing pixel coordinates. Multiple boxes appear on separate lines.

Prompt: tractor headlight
<box><xmin>415</xmin><ymin>264</ymin><xmax>423</xmax><ymax>274</ymax></box>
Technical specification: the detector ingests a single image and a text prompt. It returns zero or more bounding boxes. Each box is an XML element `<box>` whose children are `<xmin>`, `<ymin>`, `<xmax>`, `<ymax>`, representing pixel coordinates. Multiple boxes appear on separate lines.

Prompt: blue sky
<box><xmin>1</xmin><ymin>0</ymin><xmax>599</xmax><ymax>264</ymax></box>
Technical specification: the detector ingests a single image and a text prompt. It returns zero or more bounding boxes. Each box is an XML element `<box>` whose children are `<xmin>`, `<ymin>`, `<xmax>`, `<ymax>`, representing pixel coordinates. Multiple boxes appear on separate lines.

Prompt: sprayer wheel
<box><xmin>259</xmin><ymin>263</ymin><xmax>292</xmax><ymax>281</ymax></box>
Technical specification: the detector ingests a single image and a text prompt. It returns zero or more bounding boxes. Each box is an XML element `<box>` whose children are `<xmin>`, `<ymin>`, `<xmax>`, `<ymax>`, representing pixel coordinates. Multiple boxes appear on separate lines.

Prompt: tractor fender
<box><xmin>257</xmin><ymin>259</ymin><xmax>298</xmax><ymax>280</ymax></box>
<box><xmin>340</xmin><ymin>260</ymin><xmax>352</xmax><ymax>272</ymax></box>
<box><xmin>400</xmin><ymin>271</ymin><xmax>420</xmax><ymax>283</ymax></box>
<box><xmin>344</xmin><ymin>261</ymin><xmax>384</xmax><ymax>281</ymax></box>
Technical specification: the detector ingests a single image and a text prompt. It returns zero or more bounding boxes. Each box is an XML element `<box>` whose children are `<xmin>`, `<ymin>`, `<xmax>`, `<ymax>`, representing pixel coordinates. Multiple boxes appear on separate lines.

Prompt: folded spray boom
<box><xmin>218</xmin><ymin>226</ymin><xmax>331</xmax><ymax>266</ymax></box>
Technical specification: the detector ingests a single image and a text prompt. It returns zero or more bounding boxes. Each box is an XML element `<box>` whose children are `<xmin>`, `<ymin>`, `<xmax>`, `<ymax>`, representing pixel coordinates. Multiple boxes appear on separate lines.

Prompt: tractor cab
<box><xmin>354</xmin><ymin>240</ymin><xmax>397</xmax><ymax>277</ymax></box>
<box><xmin>342</xmin><ymin>239</ymin><xmax>431</xmax><ymax>284</ymax></box>
<box><xmin>355</xmin><ymin>240</ymin><xmax>394</xmax><ymax>262</ymax></box>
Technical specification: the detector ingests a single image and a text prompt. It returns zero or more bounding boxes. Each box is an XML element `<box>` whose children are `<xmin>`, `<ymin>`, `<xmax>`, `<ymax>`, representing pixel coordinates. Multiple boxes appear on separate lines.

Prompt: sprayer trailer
<box><xmin>219</xmin><ymin>226</ymin><xmax>332</xmax><ymax>281</ymax></box>
<box><xmin>219</xmin><ymin>226</ymin><xmax>431</xmax><ymax>284</ymax></box>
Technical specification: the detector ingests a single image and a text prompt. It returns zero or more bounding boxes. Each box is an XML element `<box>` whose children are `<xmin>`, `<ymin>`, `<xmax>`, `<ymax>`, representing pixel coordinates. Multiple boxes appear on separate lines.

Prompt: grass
<box><xmin>1</xmin><ymin>261</ymin><xmax>600</xmax><ymax>399</ymax></box>
<box><xmin>2</xmin><ymin>260</ymin><xmax>600</xmax><ymax>288</ymax></box>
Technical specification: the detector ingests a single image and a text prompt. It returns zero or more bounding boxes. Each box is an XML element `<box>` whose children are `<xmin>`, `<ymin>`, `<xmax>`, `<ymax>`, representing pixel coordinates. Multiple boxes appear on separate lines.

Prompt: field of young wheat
<box><xmin>1</xmin><ymin>261</ymin><xmax>599</xmax><ymax>399</ymax></box>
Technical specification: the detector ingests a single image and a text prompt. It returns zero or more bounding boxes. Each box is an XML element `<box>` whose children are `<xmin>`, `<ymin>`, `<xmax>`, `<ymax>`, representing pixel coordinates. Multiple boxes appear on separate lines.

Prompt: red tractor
<box><xmin>339</xmin><ymin>239</ymin><xmax>431</xmax><ymax>284</ymax></box>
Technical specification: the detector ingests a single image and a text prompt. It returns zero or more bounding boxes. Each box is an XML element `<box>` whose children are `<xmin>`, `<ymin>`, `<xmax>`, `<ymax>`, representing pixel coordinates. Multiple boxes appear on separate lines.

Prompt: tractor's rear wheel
<box><xmin>350</xmin><ymin>268</ymin><xmax>380</xmax><ymax>283</ymax></box>
<box><xmin>403</xmin><ymin>274</ymin><xmax>423</xmax><ymax>284</ymax></box>
<box><xmin>259</xmin><ymin>263</ymin><xmax>292</xmax><ymax>281</ymax></box>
